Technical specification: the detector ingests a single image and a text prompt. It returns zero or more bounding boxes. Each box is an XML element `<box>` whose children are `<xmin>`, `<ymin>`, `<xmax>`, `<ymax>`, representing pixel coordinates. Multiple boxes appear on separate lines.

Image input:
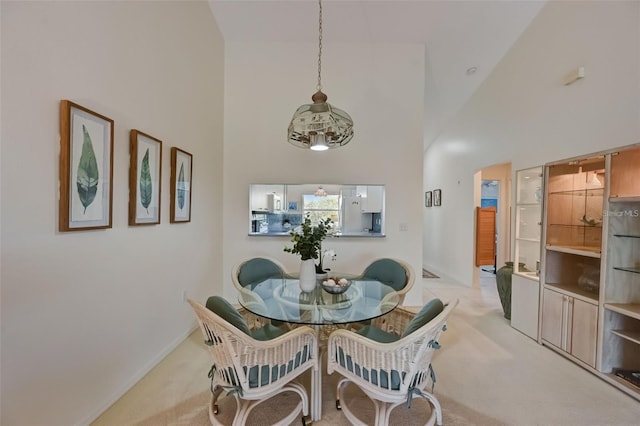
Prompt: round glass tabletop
<box><xmin>237</xmin><ymin>276</ymin><xmax>399</xmax><ymax>325</ymax></box>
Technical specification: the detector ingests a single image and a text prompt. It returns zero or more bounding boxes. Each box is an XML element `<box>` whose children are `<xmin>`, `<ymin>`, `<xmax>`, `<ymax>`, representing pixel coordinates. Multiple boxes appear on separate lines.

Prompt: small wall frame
<box><xmin>59</xmin><ymin>100</ymin><xmax>114</xmax><ymax>232</ymax></box>
<box><xmin>425</xmin><ymin>191</ymin><xmax>432</xmax><ymax>207</ymax></box>
<box><xmin>434</xmin><ymin>189</ymin><xmax>442</xmax><ymax>206</ymax></box>
<box><xmin>170</xmin><ymin>147</ymin><xmax>193</xmax><ymax>223</ymax></box>
<box><xmin>129</xmin><ymin>130</ymin><xmax>162</xmax><ymax>226</ymax></box>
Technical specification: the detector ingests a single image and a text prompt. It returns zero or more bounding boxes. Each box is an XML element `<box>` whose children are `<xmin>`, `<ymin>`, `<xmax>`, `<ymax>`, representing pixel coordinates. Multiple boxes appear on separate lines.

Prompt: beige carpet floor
<box><xmin>93</xmin><ymin>274</ymin><xmax>640</xmax><ymax>425</ymax></box>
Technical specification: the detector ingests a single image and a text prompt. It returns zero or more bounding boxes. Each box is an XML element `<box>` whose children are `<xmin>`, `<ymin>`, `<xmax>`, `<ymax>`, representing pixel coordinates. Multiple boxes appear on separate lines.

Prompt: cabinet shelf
<box><xmin>613</xmin><ymin>266</ymin><xmax>640</xmax><ymax>274</ymax></box>
<box><xmin>606</xmin><ymin>373</ymin><xmax>640</xmax><ymax>393</ymax></box>
<box><xmin>613</xmin><ymin>234</ymin><xmax>640</xmax><ymax>239</ymax></box>
<box><xmin>609</xmin><ymin>196</ymin><xmax>640</xmax><ymax>203</ymax></box>
<box><xmin>545</xmin><ymin>282</ymin><xmax>599</xmax><ymax>303</ymax></box>
<box><xmin>516</xmin><ymin>237</ymin><xmax>541</xmax><ymax>243</ymax></box>
<box><xmin>518</xmin><ymin>202</ymin><xmax>542</xmax><ymax>207</ymax></box>
<box><xmin>549</xmin><ymin>188</ymin><xmax>605</xmax><ymax>196</ymax></box>
<box><xmin>545</xmin><ymin>244</ymin><xmax>601</xmax><ymax>258</ymax></box>
<box><xmin>605</xmin><ymin>304</ymin><xmax>640</xmax><ymax>321</ymax></box>
<box><xmin>548</xmin><ymin>223</ymin><xmax>602</xmax><ymax>230</ymax></box>
<box><xmin>611</xmin><ymin>329</ymin><xmax>640</xmax><ymax>345</ymax></box>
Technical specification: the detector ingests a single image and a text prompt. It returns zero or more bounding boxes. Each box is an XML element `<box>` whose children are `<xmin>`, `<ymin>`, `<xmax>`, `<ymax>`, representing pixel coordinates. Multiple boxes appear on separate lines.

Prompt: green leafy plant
<box><xmin>76</xmin><ymin>125</ymin><xmax>99</xmax><ymax>214</ymax></box>
<box><xmin>139</xmin><ymin>148</ymin><xmax>152</xmax><ymax>213</ymax></box>
<box><xmin>284</xmin><ymin>214</ymin><xmax>333</xmax><ymax>262</ymax></box>
<box><xmin>177</xmin><ymin>163</ymin><xmax>185</xmax><ymax>210</ymax></box>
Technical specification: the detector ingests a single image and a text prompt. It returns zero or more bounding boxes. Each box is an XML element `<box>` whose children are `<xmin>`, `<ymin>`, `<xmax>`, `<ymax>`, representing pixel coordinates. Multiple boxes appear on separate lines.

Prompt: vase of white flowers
<box><xmin>284</xmin><ymin>214</ymin><xmax>333</xmax><ymax>292</ymax></box>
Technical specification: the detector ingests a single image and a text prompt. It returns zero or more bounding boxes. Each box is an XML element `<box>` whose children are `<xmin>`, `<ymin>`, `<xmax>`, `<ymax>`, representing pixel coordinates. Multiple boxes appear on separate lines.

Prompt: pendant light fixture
<box><xmin>314</xmin><ymin>186</ymin><xmax>328</xmax><ymax>197</ymax></box>
<box><xmin>287</xmin><ymin>0</ymin><xmax>354</xmax><ymax>151</ymax></box>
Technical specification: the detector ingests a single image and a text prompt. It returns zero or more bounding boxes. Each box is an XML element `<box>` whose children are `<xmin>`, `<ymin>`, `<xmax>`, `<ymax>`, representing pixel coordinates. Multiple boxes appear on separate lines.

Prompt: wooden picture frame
<box><xmin>425</xmin><ymin>191</ymin><xmax>432</xmax><ymax>207</ymax></box>
<box><xmin>170</xmin><ymin>147</ymin><xmax>193</xmax><ymax>223</ymax></box>
<box><xmin>59</xmin><ymin>100</ymin><xmax>114</xmax><ymax>231</ymax></box>
<box><xmin>129</xmin><ymin>130</ymin><xmax>162</xmax><ymax>226</ymax></box>
<box><xmin>434</xmin><ymin>189</ymin><xmax>442</xmax><ymax>206</ymax></box>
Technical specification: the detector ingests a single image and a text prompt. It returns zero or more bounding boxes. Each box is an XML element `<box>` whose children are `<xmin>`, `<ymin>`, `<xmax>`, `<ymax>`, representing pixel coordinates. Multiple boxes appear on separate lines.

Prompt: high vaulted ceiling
<box><xmin>208</xmin><ymin>0</ymin><xmax>546</xmax><ymax>147</ymax></box>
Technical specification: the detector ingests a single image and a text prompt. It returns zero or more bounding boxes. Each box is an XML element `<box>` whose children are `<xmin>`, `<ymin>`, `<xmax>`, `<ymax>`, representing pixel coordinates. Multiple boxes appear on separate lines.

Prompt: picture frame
<box><xmin>59</xmin><ymin>100</ymin><xmax>114</xmax><ymax>232</ymax></box>
<box><xmin>434</xmin><ymin>189</ymin><xmax>442</xmax><ymax>206</ymax></box>
<box><xmin>425</xmin><ymin>191</ymin><xmax>432</xmax><ymax>207</ymax></box>
<box><xmin>129</xmin><ymin>130</ymin><xmax>162</xmax><ymax>226</ymax></box>
<box><xmin>170</xmin><ymin>147</ymin><xmax>193</xmax><ymax>223</ymax></box>
<box><xmin>288</xmin><ymin>201</ymin><xmax>298</xmax><ymax>211</ymax></box>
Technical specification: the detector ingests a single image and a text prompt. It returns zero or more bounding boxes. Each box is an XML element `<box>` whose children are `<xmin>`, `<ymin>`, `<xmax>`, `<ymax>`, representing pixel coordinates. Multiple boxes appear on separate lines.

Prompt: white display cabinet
<box><xmin>512</xmin><ymin>166</ymin><xmax>543</xmax><ymax>340</ymax></box>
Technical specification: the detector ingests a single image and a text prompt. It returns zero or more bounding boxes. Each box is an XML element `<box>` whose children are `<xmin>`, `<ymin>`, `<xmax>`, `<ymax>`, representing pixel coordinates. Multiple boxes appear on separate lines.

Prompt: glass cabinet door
<box><xmin>515</xmin><ymin>166</ymin><xmax>543</xmax><ymax>276</ymax></box>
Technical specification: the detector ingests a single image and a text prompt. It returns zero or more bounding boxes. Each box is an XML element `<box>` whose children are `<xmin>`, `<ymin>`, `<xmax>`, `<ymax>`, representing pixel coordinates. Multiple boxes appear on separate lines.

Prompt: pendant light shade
<box><xmin>314</xmin><ymin>186</ymin><xmax>328</xmax><ymax>197</ymax></box>
<box><xmin>287</xmin><ymin>0</ymin><xmax>354</xmax><ymax>150</ymax></box>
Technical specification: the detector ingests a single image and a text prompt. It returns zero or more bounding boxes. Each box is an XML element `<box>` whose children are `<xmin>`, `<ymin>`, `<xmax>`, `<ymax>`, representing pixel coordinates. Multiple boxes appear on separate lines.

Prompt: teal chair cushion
<box><xmin>206</xmin><ymin>295</ymin><xmax>287</xmax><ymax>342</ymax></box>
<box><xmin>251</xmin><ymin>323</ymin><xmax>286</xmax><ymax>341</ymax></box>
<box><xmin>238</xmin><ymin>258</ymin><xmax>284</xmax><ymax>287</ymax></box>
<box><xmin>242</xmin><ymin>344</ymin><xmax>310</xmax><ymax>388</ymax></box>
<box><xmin>362</xmin><ymin>259</ymin><xmax>407</xmax><ymax>292</ymax></box>
<box><xmin>337</xmin><ymin>347</ymin><xmax>403</xmax><ymax>390</ymax></box>
<box><xmin>401</xmin><ymin>298</ymin><xmax>444</xmax><ymax>338</ymax></box>
<box><xmin>356</xmin><ymin>325</ymin><xmax>401</xmax><ymax>343</ymax></box>
<box><xmin>205</xmin><ymin>296</ymin><xmax>251</xmax><ymax>336</ymax></box>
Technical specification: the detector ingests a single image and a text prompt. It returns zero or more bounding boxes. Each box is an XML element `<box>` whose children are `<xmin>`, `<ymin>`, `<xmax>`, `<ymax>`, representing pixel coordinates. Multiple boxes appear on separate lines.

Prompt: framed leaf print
<box><xmin>425</xmin><ymin>191</ymin><xmax>432</xmax><ymax>207</ymax></box>
<box><xmin>129</xmin><ymin>130</ymin><xmax>162</xmax><ymax>225</ymax></box>
<box><xmin>170</xmin><ymin>147</ymin><xmax>192</xmax><ymax>223</ymax></box>
<box><xmin>59</xmin><ymin>100</ymin><xmax>114</xmax><ymax>232</ymax></box>
<box><xmin>434</xmin><ymin>189</ymin><xmax>442</xmax><ymax>206</ymax></box>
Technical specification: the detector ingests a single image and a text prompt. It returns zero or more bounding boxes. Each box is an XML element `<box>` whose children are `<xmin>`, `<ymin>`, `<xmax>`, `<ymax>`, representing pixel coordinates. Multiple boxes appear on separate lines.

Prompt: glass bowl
<box><xmin>321</xmin><ymin>278</ymin><xmax>352</xmax><ymax>294</ymax></box>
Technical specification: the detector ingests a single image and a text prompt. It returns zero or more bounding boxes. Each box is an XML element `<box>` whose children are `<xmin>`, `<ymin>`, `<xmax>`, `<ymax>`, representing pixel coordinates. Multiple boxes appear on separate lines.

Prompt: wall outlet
<box><xmin>399</xmin><ymin>223</ymin><xmax>408</xmax><ymax>231</ymax></box>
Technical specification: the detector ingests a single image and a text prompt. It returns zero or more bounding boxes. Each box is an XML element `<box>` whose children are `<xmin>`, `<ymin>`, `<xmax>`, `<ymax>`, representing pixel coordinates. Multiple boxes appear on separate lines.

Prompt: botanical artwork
<box><xmin>129</xmin><ymin>130</ymin><xmax>162</xmax><ymax>226</ymax></box>
<box><xmin>77</xmin><ymin>125</ymin><xmax>99</xmax><ymax>213</ymax></box>
<box><xmin>425</xmin><ymin>191</ymin><xmax>432</xmax><ymax>207</ymax></box>
<box><xmin>170</xmin><ymin>147</ymin><xmax>192</xmax><ymax>223</ymax></box>
<box><xmin>434</xmin><ymin>189</ymin><xmax>442</xmax><ymax>206</ymax></box>
<box><xmin>59</xmin><ymin>100</ymin><xmax>113</xmax><ymax>231</ymax></box>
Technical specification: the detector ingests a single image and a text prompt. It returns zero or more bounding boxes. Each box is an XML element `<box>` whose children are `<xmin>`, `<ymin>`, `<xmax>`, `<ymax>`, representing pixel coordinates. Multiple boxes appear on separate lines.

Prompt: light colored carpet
<box><xmin>93</xmin><ymin>276</ymin><xmax>640</xmax><ymax>425</ymax></box>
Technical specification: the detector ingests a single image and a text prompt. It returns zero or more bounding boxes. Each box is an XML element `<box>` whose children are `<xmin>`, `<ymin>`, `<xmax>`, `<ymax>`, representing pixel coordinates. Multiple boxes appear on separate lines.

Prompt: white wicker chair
<box><xmin>327</xmin><ymin>299</ymin><xmax>458</xmax><ymax>426</ymax></box>
<box><xmin>189</xmin><ymin>298</ymin><xmax>319</xmax><ymax>426</ymax></box>
<box><xmin>361</xmin><ymin>258</ymin><xmax>415</xmax><ymax>305</ymax></box>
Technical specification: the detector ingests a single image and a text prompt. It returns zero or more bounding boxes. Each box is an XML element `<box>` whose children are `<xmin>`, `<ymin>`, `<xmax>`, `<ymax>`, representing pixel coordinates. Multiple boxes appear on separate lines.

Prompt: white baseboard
<box><xmin>79</xmin><ymin>322</ymin><xmax>198</xmax><ymax>426</ymax></box>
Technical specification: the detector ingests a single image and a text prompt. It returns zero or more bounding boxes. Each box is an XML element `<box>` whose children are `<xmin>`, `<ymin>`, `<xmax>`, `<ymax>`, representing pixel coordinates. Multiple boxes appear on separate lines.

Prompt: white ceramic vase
<box><xmin>299</xmin><ymin>259</ymin><xmax>317</xmax><ymax>292</ymax></box>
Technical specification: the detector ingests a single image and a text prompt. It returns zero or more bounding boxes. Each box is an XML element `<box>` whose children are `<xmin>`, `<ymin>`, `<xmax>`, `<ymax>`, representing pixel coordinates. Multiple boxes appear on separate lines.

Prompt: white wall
<box><xmin>222</xmin><ymin>42</ymin><xmax>425</xmax><ymax>298</ymax></box>
<box><xmin>0</xmin><ymin>2</ymin><xmax>224</xmax><ymax>424</ymax></box>
<box><xmin>423</xmin><ymin>0</ymin><xmax>640</xmax><ymax>286</ymax></box>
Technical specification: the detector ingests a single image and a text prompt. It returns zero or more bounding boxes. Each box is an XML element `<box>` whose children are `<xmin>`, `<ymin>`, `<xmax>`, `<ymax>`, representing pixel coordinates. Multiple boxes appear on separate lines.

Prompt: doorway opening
<box><xmin>473</xmin><ymin>163</ymin><xmax>511</xmax><ymax>288</ymax></box>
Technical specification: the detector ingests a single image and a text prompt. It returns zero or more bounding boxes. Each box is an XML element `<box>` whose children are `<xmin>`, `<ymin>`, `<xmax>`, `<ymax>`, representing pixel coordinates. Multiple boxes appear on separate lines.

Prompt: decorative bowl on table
<box><xmin>321</xmin><ymin>277</ymin><xmax>352</xmax><ymax>294</ymax></box>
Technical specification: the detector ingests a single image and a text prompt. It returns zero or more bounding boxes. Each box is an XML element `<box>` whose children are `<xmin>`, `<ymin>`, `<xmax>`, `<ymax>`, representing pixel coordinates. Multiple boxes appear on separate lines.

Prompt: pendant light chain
<box><xmin>317</xmin><ymin>0</ymin><xmax>323</xmax><ymax>92</ymax></box>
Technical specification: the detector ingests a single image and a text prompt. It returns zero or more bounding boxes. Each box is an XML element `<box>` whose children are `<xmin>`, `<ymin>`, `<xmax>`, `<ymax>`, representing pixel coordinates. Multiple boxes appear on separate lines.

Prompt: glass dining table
<box><xmin>237</xmin><ymin>274</ymin><xmax>399</xmax><ymax>421</ymax></box>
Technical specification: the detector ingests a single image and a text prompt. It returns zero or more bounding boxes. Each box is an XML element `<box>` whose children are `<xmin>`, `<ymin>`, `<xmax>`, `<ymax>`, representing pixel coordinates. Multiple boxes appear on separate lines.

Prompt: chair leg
<box><xmin>375</xmin><ymin>400</ymin><xmax>390</xmax><ymax>426</ymax></box>
<box><xmin>210</xmin><ymin>385</ymin><xmax>224</xmax><ymax>415</ymax></box>
<box><xmin>417</xmin><ymin>392</ymin><xmax>442</xmax><ymax>426</ymax></box>
<box><xmin>235</xmin><ymin>384</ymin><xmax>307</xmax><ymax>426</ymax></box>
<box><xmin>335</xmin><ymin>378</ymin><xmax>369</xmax><ymax>426</ymax></box>
<box><xmin>335</xmin><ymin>377</ymin><xmax>350</xmax><ymax>410</ymax></box>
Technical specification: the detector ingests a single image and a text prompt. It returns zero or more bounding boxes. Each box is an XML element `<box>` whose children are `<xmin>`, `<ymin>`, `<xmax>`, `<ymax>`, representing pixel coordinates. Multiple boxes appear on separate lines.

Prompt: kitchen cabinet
<box><xmin>541</xmin><ymin>288</ymin><xmax>598</xmax><ymax>367</ymax></box>
<box><xmin>358</xmin><ymin>185</ymin><xmax>384</xmax><ymax>213</ymax></box>
<box><xmin>250</xmin><ymin>184</ymin><xmax>285</xmax><ymax>212</ymax></box>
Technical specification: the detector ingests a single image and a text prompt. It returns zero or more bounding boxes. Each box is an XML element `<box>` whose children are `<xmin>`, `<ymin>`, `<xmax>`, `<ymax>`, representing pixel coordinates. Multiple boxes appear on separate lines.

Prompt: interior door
<box><xmin>475</xmin><ymin>206</ymin><xmax>496</xmax><ymax>266</ymax></box>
